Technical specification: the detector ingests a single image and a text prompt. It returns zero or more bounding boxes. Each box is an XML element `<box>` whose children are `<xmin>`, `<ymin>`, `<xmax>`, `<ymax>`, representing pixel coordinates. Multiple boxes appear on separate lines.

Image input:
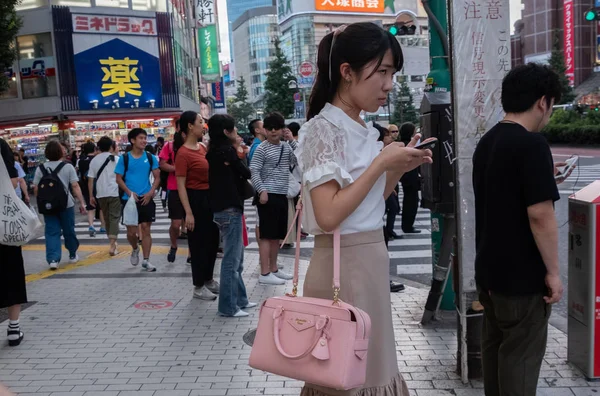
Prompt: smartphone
<box><xmin>555</xmin><ymin>155</ymin><xmax>578</xmax><ymax>180</ymax></box>
<box><xmin>414</xmin><ymin>138</ymin><xmax>438</xmax><ymax>150</ymax></box>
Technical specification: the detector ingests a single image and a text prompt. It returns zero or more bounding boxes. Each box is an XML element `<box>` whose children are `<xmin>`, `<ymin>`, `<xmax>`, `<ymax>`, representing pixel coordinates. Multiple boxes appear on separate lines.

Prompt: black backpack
<box><xmin>37</xmin><ymin>162</ymin><xmax>69</xmax><ymax>215</ymax></box>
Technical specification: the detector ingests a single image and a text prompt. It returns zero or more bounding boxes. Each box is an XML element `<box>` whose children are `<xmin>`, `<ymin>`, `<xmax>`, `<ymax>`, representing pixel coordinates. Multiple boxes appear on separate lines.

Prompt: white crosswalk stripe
<box><xmin>37</xmin><ymin>193</ymin><xmax>435</xmax><ymax>277</ymax></box>
<box><xmin>559</xmin><ymin>164</ymin><xmax>600</xmax><ymax>194</ymax></box>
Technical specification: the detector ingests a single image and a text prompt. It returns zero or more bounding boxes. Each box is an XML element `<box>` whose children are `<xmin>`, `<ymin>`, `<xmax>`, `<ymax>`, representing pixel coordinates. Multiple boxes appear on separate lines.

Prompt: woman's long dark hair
<box><xmin>207</xmin><ymin>114</ymin><xmax>236</xmax><ymax>153</ymax></box>
<box><xmin>174</xmin><ymin>111</ymin><xmax>198</xmax><ymax>156</ymax></box>
<box><xmin>307</xmin><ymin>22</ymin><xmax>404</xmax><ymax>121</ymax></box>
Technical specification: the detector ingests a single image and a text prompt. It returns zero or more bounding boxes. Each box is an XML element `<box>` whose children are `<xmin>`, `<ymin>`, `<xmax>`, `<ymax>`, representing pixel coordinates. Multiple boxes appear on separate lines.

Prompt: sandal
<box><xmin>8</xmin><ymin>329</ymin><xmax>24</xmax><ymax>347</ymax></box>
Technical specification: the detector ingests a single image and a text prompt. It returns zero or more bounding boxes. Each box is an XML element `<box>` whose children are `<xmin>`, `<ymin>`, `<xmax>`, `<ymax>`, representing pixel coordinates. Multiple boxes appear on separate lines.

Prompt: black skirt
<box><xmin>0</xmin><ymin>244</ymin><xmax>27</xmax><ymax>308</ymax></box>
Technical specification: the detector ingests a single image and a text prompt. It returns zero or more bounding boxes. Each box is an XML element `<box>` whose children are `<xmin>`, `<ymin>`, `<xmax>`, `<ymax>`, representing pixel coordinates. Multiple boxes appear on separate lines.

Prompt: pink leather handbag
<box><xmin>249</xmin><ymin>201</ymin><xmax>371</xmax><ymax>390</ymax></box>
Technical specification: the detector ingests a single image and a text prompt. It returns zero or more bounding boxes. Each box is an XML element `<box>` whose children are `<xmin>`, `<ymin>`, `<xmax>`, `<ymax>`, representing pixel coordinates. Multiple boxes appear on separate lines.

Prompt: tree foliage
<box><xmin>391</xmin><ymin>81</ymin><xmax>419</xmax><ymax>125</ymax></box>
<box><xmin>227</xmin><ymin>76</ymin><xmax>255</xmax><ymax>133</ymax></box>
<box><xmin>264</xmin><ymin>38</ymin><xmax>295</xmax><ymax>117</ymax></box>
<box><xmin>548</xmin><ymin>30</ymin><xmax>576</xmax><ymax>105</ymax></box>
<box><xmin>0</xmin><ymin>0</ymin><xmax>22</xmax><ymax>94</ymax></box>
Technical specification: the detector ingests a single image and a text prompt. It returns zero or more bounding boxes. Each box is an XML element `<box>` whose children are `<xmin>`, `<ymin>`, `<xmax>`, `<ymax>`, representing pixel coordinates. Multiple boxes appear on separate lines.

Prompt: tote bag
<box><xmin>0</xmin><ymin>157</ymin><xmax>43</xmax><ymax>246</ymax></box>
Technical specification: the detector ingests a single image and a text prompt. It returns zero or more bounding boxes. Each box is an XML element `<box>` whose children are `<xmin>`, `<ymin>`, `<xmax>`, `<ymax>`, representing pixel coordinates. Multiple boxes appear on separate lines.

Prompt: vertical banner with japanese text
<box><xmin>564</xmin><ymin>0</ymin><xmax>575</xmax><ymax>86</ymax></box>
<box><xmin>211</xmin><ymin>79</ymin><xmax>225</xmax><ymax>108</ymax></box>
<box><xmin>198</xmin><ymin>24</ymin><xmax>220</xmax><ymax>83</ymax></box>
<box><xmin>196</xmin><ymin>0</ymin><xmax>216</xmax><ymax>27</ymax></box>
<box><xmin>451</xmin><ymin>0</ymin><xmax>511</xmax><ymax>291</ymax></box>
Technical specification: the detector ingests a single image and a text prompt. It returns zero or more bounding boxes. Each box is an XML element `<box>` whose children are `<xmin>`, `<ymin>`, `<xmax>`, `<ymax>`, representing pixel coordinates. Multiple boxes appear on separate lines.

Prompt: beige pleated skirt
<box><xmin>300</xmin><ymin>229</ymin><xmax>409</xmax><ymax>396</ymax></box>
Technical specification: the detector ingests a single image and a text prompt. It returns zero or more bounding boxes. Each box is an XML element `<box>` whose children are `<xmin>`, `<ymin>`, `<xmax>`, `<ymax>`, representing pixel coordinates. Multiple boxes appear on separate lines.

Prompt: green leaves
<box><xmin>228</xmin><ymin>76</ymin><xmax>255</xmax><ymax>133</ymax></box>
<box><xmin>264</xmin><ymin>38</ymin><xmax>296</xmax><ymax>118</ymax></box>
<box><xmin>0</xmin><ymin>0</ymin><xmax>21</xmax><ymax>94</ymax></box>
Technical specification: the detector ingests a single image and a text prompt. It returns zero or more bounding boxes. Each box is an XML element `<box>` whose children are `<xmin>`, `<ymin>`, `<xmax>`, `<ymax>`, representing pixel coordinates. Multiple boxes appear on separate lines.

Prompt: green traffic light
<box><xmin>389</xmin><ymin>26</ymin><xmax>398</xmax><ymax>35</ymax></box>
<box><xmin>586</xmin><ymin>10</ymin><xmax>596</xmax><ymax>21</ymax></box>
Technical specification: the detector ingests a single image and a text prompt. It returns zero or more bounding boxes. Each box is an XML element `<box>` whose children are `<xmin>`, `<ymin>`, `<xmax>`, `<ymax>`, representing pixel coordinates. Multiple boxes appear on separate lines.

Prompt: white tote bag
<box><xmin>0</xmin><ymin>157</ymin><xmax>43</xmax><ymax>246</ymax></box>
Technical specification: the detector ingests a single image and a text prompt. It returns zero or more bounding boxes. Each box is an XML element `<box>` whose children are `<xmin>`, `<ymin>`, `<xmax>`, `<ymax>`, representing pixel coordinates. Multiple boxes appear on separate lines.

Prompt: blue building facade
<box><xmin>227</xmin><ymin>0</ymin><xmax>274</xmax><ymax>59</ymax></box>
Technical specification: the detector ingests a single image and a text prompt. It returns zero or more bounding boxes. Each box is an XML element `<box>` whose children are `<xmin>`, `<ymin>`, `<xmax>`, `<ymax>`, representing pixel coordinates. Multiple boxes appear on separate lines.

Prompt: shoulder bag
<box><xmin>249</xmin><ymin>199</ymin><xmax>371</xmax><ymax>390</ymax></box>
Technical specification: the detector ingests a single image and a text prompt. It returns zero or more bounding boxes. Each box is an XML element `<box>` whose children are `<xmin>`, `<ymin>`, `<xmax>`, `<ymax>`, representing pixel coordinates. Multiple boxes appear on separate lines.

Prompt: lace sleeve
<box><xmin>295</xmin><ymin>117</ymin><xmax>354</xmax><ymax>191</ymax></box>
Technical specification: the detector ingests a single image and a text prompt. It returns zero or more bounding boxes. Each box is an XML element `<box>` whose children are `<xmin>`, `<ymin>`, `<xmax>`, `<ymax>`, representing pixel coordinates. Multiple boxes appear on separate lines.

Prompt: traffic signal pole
<box><xmin>419</xmin><ymin>0</ymin><xmax>511</xmax><ymax>383</ymax></box>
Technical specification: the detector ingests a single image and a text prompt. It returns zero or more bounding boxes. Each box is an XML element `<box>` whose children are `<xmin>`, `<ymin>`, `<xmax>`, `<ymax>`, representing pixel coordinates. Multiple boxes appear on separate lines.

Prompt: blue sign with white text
<box><xmin>74</xmin><ymin>38</ymin><xmax>163</xmax><ymax>110</ymax></box>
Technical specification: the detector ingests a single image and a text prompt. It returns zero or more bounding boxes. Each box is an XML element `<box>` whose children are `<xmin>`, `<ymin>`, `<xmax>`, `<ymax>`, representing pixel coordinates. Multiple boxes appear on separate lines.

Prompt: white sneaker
<box><xmin>49</xmin><ymin>261</ymin><xmax>58</xmax><ymax>270</ymax></box>
<box><xmin>69</xmin><ymin>254</ymin><xmax>79</xmax><ymax>264</ymax></box>
<box><xmin>130</xmin><ymin>248</ymin><xmax>140</xmax><ymax>266</ymax></box>
<box><xmin>141</xmin><ymin>259</ymin><xmax>157</xmax><ymax>272</ymax></box>
<box><xmin>278</xmin><ymin>263</ymin><xmax>284</xmax><ymax>270</ymax></box>
<box><xmin>242</xmin><ymin>302</ymin><xmax>258</xmax><ymax>309</ymax></box>
<box><xmin>259</xmin><ymin>273</ymin><xmax>285</xmax><ymax>285</ymax></box>
<box><xmin>233</xmin><ymin>310</ymin><xmax>250</xmax><ymax>318</ymax></box>
<box><xmin>273</xmin><ymin>270</ymin><xmax>293</xmax><ymax>280</ymax></box>
<box><xmin>193</xmin><ymin>286</ymin><xmax>217</xmax><ymax>300</ymax></box>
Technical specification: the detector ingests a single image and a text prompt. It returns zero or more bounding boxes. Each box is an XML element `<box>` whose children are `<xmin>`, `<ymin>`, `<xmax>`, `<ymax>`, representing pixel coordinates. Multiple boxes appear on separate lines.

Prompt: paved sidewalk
<box><xmin>0</xmin><ymin>248</ymin><xmax>594</xmax><ymax>396</ymax></box>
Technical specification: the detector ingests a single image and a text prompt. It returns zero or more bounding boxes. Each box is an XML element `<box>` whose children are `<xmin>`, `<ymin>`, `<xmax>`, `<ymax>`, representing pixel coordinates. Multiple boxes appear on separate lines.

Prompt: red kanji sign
<box><xmin>72</xmin><ymin>14</ymin><xmax>157</xmax><ymax>36</ymax></box>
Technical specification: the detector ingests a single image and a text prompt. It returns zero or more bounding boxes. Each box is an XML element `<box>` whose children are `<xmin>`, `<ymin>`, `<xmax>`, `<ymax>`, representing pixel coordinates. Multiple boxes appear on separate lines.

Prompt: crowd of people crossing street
<box><xmin>0</xmin><ymin>21</ymin><xmax>581</xmax><ymax>396</ymax></box>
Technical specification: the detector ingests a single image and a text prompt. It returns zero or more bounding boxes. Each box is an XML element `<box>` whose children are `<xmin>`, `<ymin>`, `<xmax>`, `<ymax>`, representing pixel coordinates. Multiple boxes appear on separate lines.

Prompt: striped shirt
<box><xmin>250</xmin><ymin>140</ymin><xmax>298</xmax><ymax>195</ymax></box>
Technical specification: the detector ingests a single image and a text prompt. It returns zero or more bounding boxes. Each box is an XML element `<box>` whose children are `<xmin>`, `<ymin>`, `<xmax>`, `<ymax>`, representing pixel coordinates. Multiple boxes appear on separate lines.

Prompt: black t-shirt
<box><xmin>1</xmin><ymin>138</ymin><xmax>17</xmax><ymax>179</ymax></box>
<box><xmin>473</xmin><ymin>122</ymin><xmax>560</xmax><ymax>295</ymax></box>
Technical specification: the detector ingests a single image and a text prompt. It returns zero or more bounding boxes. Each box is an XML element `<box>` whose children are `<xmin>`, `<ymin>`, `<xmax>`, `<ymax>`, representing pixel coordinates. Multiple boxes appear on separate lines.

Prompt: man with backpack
<box><xmin>77</xmin><ymin>141</ymin><xmax>106</xmax><ymax>237</ymax></box>
<box><xmin>88</xmin><ymin>136</ymin><xmax>121</xmax><ymax>256</ymax></box>
<box><xmin>115</xmin><ymin>128</ymin><xmax>161</xmax><ymax>272</ymax></box>
<box><xmin>33</xmin><ymin>140</ymin><xmax>86</xmax><ymax>270</ymax></box>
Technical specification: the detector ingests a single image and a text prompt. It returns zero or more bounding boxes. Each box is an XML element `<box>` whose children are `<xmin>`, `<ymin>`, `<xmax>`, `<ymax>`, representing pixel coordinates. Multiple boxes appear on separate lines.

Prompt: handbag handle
<box><xmin>273</xmin><ymin>310</ymin><xmax>329</xmax><ymax>360</ymax></box>
<box><xmin>281</xmin><ymin>196</ymin><xmax>341</xmax><ymax>304</ymax></box>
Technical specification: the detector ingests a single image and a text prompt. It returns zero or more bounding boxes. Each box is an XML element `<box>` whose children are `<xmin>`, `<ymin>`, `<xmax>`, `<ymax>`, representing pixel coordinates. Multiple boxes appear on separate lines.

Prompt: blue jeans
<box><xmin>44</xmin><ymin>206</ymin><xmax>79</xmax><ymax>264</ymax></box>
<box><xmin>213</xmin><ymin>208</ymin><xmax>248</xmax><ymax>316</ymax></box>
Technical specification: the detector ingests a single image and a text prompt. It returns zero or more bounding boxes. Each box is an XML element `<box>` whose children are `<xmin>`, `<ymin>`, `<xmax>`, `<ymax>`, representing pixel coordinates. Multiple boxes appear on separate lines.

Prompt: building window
<box><xmin>0</xmin><ymin>68</ymin><xmax>18</xmax><ymax>100</ymax></box>
<box><xmin>17</xmin><ymin>33</ymin><xmax>58</xmax><ymax>100</ymax></box>
<box><xmin>96</xmin><ymin>0</ymin><xmax>129</xmax><ymax>7</ymax></box>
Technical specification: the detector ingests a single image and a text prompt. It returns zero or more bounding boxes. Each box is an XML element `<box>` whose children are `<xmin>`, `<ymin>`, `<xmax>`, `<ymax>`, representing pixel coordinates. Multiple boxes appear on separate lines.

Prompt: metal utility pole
<box><xmin>419</xmin><ymin>0</ymin><xmax>511</xmax><ymax>384</ymax></box>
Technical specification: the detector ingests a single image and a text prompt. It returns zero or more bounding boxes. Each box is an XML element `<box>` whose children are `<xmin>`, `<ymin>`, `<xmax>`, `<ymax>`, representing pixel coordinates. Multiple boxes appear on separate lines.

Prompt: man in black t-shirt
<box><xmin>473</xmin><ymin>63</ymin><xmax>566</xmax><ymax>395</ymax></box>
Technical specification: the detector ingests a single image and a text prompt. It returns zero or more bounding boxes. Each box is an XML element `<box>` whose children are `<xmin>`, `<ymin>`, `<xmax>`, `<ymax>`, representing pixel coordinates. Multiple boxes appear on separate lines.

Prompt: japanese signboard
<box><xmin>73</xmin><ymin>36</ymin><xmax>163</xmax><ymax>110</ymax></box>
<box><xmin>196</xmin><ymin>0</ymin><xmax>216</xmax><ymax>27</ymax></box>
<box><xmin>72</xmin><ymin>14</ymin><xmax>156</xmax><ymax>36</ymax></box>
<box><xmin>450</xmin><ymin>0</ymin><xmax>511</xmax><ymax>292</ymax></box>
<box><xmin>564</xmin><ymin>0</ymin><xmax>575</xmax><ymax>86</ymax></box>
<box><xmin>315</xmin><ymin>0</ymin><xmax>384</xmax><ymax>13</ymax></box>
<box><xmin>198</xmin><ymin>24</ymin><xmax>220</xmax><ymax>83</ymax></box>
<box><xmin>211</xmin><ymin>79</ymin><xmax>225</xmax><ymax>108</ymax></box>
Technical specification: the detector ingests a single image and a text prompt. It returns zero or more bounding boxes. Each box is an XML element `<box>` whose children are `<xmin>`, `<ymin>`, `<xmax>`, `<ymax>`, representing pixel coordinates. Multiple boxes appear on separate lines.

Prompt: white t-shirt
<box><xmin>295</xmin><ymin>103</ymin><xmax>386</xmax><ymax>235</ymax></box>
<box><xmin>88</xmin><ymin>152</ymin><xmax>119</xmax><ymax>198</ymax></box>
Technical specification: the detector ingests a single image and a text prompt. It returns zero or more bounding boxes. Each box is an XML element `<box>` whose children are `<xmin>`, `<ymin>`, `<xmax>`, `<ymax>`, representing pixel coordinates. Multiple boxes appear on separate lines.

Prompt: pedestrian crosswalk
<box><xmin>558</xmin><ymin>164</ymin><xmax>600</xmax><ymax>194</ymax></box>
<box><xmin>37</xmin><ymin>194</ymin><xmax>435</xmax><ymax>278</ymax></box>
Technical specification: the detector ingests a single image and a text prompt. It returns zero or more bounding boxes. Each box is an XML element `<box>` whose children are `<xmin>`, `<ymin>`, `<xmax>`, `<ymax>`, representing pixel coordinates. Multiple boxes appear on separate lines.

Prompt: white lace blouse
<box><xmin>295</xmin><ymin>103</ymin><xmax>386</xmax><ymax>235</ymax></box>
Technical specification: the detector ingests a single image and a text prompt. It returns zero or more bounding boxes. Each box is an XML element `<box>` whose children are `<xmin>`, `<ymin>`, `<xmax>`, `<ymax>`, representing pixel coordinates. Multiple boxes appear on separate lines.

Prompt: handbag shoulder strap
<box><xmin>281</xmin><ymin>196</ymin><xmax>341</xmax><ymax>301</ymax></box>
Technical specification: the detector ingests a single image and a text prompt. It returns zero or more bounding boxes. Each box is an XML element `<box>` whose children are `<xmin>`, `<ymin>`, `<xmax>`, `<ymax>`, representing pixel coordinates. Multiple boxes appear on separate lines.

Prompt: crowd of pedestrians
<box><xmin>0</xmin><ymin>20</ymin><xmax>575</xmax><ymax>396</ymax></box>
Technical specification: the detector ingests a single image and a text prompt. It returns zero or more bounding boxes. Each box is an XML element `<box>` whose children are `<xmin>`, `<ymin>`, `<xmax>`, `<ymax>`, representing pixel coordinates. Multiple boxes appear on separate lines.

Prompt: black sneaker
<box><xmin>167</xmin><ymin>247</ymin><xmax>177</xmax><ymax>263</ymax></box>
<box><xmin>390</xmin><ymin>281</ymin><xmax>405</xmax><ymax>293</ymax></box>
<box><xmin>178</xmin><ymin>232</ymin><xmax>188</xmax><ymax>240</ymax></box>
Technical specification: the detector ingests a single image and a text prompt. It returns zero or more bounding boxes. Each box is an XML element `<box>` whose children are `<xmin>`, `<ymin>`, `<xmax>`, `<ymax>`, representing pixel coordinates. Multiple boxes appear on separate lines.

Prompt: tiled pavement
<box><xmin>0</xmin><ymin>249</ymin><xmax>595</xmax><ymax>396</ymax></box>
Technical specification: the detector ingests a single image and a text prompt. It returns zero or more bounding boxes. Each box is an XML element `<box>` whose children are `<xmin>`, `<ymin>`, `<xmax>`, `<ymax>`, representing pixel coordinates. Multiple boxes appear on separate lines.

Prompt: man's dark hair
<box><xmin>288</xmin><ymin>122</ymin><xmax>301</xmax><ymax>137</ymax></box>
<box><xmin>501</xmin><ymin>63</ymin><xmax>562</xmax><ymax>114</ymax></box>
<box><xmin>97</xmin><ymin>136</ymin><xmax>113</xmax><ymax>153</ymax></box>
<box><xmin>81</xmin><ymin>141</ymin><xmax>96</xmax><ymax>155</ymax></box>
<box><xmin>156</xmin><ymin>136</ymin><xmax>165</xmax><ymax>144</ymax></box>
<box><xmin>45</xmin><ymin>140</ymin><xmax>65</xmax><ymax>161</ymax></box>
<box><xmin>200</xmin><ymin>97</ymin><xmax>209</xmax><ymax>106</ymax></box>
<box><xmin>128</xmin><ymin>128</ymin><xmax>147</xmax><ymax>144</ymax></box>
<box><xmin>263</xmin><ymin>112</ymin><xmax>286</xmax><ymax>131</ymax></box>
<box><xmin>399</xmin><ymin>122</ymin><xmax>416</xmax><ymax>145</ymax></box>
<box><xmin>373</xmin><ymin>122</ymin><xmax>389</xmax><ymax>142</ymax></box>
<box><xmin>19</xmin><ymin>148</ymin><xmax>24</xmax><ymax>153</ymax></box>
<box><xmin>145</xmin><ymin>144</ymin><xmax>156</xmax><ymax>155</ymax></box>
<box><xmin>248</xmin><ymin>119</ymin><xmax>262</xmax><ymax>136</ymax></box>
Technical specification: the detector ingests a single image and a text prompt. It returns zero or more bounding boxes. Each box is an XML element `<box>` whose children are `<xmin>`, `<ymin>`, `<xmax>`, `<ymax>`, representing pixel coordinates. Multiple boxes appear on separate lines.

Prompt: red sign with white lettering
<box><xmin>563</xmin><ymin>0</ymin><xmax>575</xmax><ymax>87</ymax></box>
<box><xmin>298</xmin><ymin>62</ymin><xmax>315</xmax><ymax>78</ymax></box>
<box><xmin>72</xmin><ymin>14</ymin><xmax>157</xmax><ymax>36</ymax></box>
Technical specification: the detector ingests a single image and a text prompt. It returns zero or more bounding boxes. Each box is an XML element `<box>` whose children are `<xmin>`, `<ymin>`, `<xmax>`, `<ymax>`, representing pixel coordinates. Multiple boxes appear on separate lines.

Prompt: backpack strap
<box><xmin>52</xmin><ymin>161</ymin><xmax>67</xmax><ymax>176</ymax></box>
<box><xmin>39</xmin><ymin>164</ymin><xmax>49</xmax><ymax>177</ymax></box>
<box><xmin>95</xmin><ymin>156</ymin><xmax>113</xmax><ymax>180</ymax></box>
<box><xmin>146</xmin><ymin>152</ymin><xmax>154</xmax><ymax>175</ymax></box>
<box><xmin>122</xmin><ymin>153</ymin><xmax>130</xmax><ymax>183</ymax></box>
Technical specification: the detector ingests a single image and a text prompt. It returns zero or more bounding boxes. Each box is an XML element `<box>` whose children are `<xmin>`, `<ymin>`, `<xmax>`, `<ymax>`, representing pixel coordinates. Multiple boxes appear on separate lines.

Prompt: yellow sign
<box><xmin>100</xmin><ymin>57</ymin><xmax>142</xmax><ymax>97</ymax></box>
<box><xmin>315</xmin><ymin>0</ymin><xmax>384</xmax><ymax>13</ymax></box>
